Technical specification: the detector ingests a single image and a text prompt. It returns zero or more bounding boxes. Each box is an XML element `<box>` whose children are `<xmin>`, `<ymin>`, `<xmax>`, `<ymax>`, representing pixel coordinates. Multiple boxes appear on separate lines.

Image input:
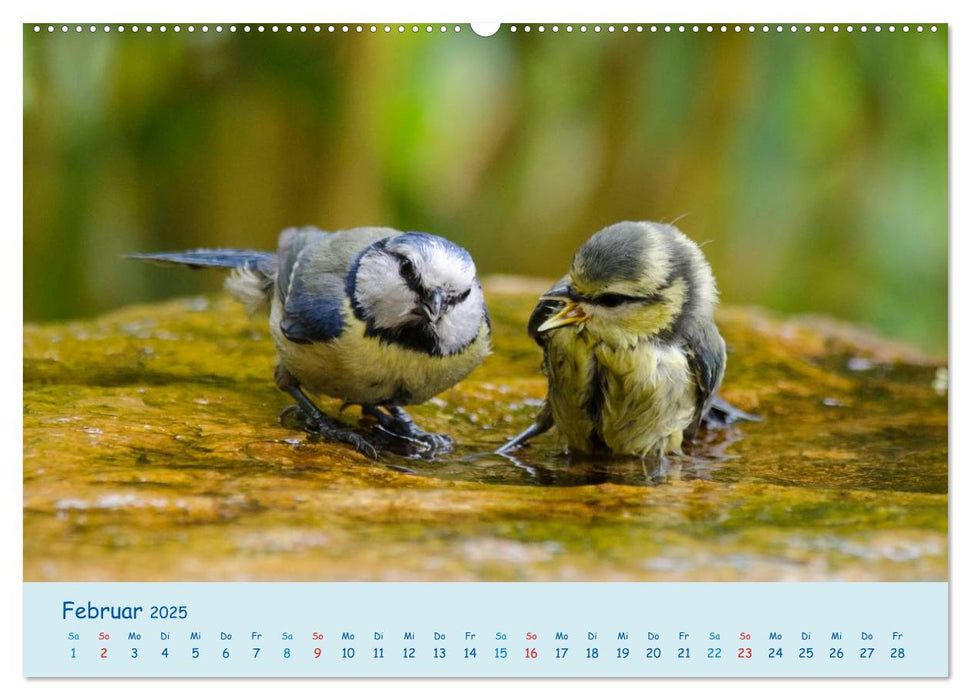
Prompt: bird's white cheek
<box><xmin>358</xmin><ymin>276</ymin><xmax>417</xmax><ymax>329</ymax></box>
<box><xmin>437</xmin><ymin>295</ymin><xmax>483</xmax><ymax>351</ymax></box>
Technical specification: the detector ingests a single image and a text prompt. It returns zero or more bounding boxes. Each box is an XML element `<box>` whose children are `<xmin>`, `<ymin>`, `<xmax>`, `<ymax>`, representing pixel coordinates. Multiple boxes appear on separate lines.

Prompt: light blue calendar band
<box><xmin>24</xmin><ymin>582</ymin><xmax>947</xmax><ymax>677</ymax></box>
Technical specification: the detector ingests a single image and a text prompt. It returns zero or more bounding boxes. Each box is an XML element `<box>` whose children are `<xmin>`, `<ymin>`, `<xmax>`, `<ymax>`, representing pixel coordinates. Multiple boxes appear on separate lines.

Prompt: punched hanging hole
<box><xmin>471</xmin><ymin>23</ymin><xmax>501</xmax><ymax>37</ymax></box>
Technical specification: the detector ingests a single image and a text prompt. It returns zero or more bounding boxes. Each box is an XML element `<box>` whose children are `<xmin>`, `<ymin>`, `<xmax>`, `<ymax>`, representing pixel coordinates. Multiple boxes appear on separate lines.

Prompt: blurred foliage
<box><xmin>23</xmin><ymin>25</ymin><xmax>947</xmax><ymax>353</ymax></box>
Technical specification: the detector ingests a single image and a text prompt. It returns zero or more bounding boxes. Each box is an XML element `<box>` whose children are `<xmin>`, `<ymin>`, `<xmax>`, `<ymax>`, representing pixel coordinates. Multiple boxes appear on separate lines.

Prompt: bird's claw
<box><xmin>375</xmin><ymin>425</ymin><xmax>453</xmax><ymax>456</ymax></box>
<box><xmin>305</xmin><ymin>427</ymin><xmax>379</xmax><ymax>460</ymax></box>
<box><xmin>279</xmin><ymin>404</ymin><xmax>314</xmax><ymax>431</ymax></box>
<box><xmin>397</xmin><ymin>423</ymin><xmax>453</xmax><ymax>455</ymax></box>
<box><xmin>360</xmin><ymin>405</ymin><xmax>453</xmax><ymax>457</ymax></box>
<box><xmin>412</xmin><ymin>430</ymin><xmax>453</xmax><ymax>453</ymax></box>
<box><xmin>333</xmin><ymin>431</ymin><xmax>380</xmax><ymax>460</ymax></box>
<box><xmin>280</xmin><ymin>404</ymin><xmax>379</xmax><ymax>459</ymax></box>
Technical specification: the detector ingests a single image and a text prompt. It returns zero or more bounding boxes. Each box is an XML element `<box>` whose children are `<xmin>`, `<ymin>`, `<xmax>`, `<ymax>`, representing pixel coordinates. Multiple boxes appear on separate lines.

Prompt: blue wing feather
<box><xmin>279</xmin><ymin>293</ymin><xmax>345</xmax><ymax>344</ymax></box>
<box><xmin>275</xmin><ymin>227</ymin><xmax>348</xmax><ymax>344</ymax></box>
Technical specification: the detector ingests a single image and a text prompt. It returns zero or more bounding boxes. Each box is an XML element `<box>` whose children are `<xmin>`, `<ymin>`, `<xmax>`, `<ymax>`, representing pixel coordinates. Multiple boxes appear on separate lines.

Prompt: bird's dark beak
<box><xmin>419</xmin><ymin>288</ymin><xmax>445</xmax><ymax>324</ymax></box>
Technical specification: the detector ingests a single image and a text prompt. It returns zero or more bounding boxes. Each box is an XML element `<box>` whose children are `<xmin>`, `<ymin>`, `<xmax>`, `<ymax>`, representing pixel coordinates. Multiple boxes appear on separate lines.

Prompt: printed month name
<box><xmin>62</xmin><ymin>601</ymin><xmax>188</xmax><ymax>620</ymax></box>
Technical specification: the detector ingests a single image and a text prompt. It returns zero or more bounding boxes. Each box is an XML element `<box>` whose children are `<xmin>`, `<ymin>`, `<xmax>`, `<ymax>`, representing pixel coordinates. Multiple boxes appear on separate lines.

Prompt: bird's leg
<box><xmin>496</xmin><ymin>402</ymin><xmax>555</xmax><ymax>454</ymax></box>
<box><xmin>702</xmin><ymin>395</ymin><xmax>762</xmax><ymax>427</ymax></box>
<box><xmin>274</xmin><ymin>366</ymin><xmax>378</xmax><ymax>460</ymax></box>
<box><xmin>362</xmin><ymin>405</ymin><xmax>453</xmax><ymax>453</ymax></box>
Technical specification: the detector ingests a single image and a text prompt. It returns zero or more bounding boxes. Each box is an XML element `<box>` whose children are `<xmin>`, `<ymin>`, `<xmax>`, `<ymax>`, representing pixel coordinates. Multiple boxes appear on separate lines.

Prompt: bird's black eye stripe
<box><xmin>585</xmin><ymin>290</ymin><xmax>668</xmax><ymax>307</ymax></box>
<box><xmin>592</xmin><ymin>293</ymin><xmax>638</xmax><ymax>307</ymax></box>
<box><xmin>398</xmin><ymin>257</ymin><xmax>416</xmax><ymax>280</ymax></box>
<box><xmin>441</xmin><ymin>288</ymin><xmax>472</xmax><ymax>309</ymax></box>
<box><xmin>392</xmin><ymin>253</ymin><xmax>422</xmax><ymax>291</ymax></box>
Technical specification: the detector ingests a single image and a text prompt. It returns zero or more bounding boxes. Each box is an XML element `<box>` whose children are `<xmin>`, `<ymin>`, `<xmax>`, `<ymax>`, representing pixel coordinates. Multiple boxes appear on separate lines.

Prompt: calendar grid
<box><xmin>23</xmin><ymin>582</ymin><xmax>947</xmax><ymax>677</ymax></box>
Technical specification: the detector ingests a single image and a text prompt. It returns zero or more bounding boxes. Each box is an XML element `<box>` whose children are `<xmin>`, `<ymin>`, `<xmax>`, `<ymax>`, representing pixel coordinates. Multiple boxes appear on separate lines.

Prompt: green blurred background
<box><xmin>23</xmin><ymin>25</ymin><xmax>948</xmax><ymax>354</ymax></box>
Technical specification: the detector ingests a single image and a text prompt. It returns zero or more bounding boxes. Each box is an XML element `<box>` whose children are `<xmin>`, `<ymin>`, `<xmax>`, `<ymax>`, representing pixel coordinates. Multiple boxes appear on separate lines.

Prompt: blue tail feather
<box><xmin>127</xmin><ymin>249</ymin><xmax>276</xmax><ymax>275</ymax></box>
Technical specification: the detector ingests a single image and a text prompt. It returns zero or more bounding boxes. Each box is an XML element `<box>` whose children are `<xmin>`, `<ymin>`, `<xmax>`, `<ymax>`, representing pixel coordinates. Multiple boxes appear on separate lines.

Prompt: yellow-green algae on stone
<box><xmin>24</xmin><ymin>277</ymin><xmax>947</xmax><ymax>581</ymax></box>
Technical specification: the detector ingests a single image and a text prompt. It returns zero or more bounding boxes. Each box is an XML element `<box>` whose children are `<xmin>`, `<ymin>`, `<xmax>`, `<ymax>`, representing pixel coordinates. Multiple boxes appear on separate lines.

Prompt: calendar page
<box><xmin>22</xmin><ymin>19</ymin><xmax>948</xmax><ymax>679</ymax></box>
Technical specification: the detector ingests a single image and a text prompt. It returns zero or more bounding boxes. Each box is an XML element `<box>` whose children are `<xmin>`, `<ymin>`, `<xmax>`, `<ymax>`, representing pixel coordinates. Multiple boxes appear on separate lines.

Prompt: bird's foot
<box><xmin>307</xmin><ymin>425</ymin><xmax>380</xmax><ymax>461</ymax></box>
<box><xmin>394</xmin><ymin>425</ymin><xmax>453</xmax><ymax>453</ymax></box>
<box><xmin>362</xmin><ymin>405</ymin><xmax>453</xmax><ymax>455</ymax></box>
<box><xmin>279</xmin><ymin>404</ymin><xmax>317</xmax><ymax>431</ymax></box>
<box><xmin>279</xmin><ymin>404</ymin><xmax>379</xmax><ymax>460</ymax></box>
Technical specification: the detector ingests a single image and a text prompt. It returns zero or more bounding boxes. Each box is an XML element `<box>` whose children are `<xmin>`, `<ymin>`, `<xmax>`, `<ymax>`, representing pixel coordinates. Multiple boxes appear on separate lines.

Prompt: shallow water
<box><xmin>23</xmin><ymin>278</ymin><xmax>947</xmax><ymax>581</ymax></box>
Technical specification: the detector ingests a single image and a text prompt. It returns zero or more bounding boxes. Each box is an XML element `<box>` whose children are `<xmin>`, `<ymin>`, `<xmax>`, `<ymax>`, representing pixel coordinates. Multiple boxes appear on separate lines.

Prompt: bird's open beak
<box><xmin>537</xmin><ymin>300</ymin><xmax>587</xmax><ymax>332</ymax></box>
<box><xmin>419</xmin><ymin>288</ymin><xmax>444</xmax><ymax>324</ymax></box>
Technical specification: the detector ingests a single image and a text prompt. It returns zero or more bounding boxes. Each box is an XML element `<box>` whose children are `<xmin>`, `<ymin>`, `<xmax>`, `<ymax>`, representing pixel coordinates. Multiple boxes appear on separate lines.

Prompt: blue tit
<box><xmin>499</xmin><ymin>220</ymin><xmax>747</xmax><ymax>459</ymax></box>
<box><xmin>131</xmin><ymin>226</ymin><xmax>491</xmax><ymax>458</ymax></box>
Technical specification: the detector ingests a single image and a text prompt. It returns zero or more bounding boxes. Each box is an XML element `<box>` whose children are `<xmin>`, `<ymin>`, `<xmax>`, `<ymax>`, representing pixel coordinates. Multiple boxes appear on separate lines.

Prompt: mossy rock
<box><xmin>24</xmin><ymin>277</ymin><xmax>947</xmax><ymax>581</ymax></box>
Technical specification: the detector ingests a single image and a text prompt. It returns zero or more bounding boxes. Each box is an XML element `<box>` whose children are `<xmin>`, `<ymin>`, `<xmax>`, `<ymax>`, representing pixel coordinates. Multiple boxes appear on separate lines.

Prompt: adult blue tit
<box><xmin>499</xmin><ymin>220</ymin><xmax>751</xmax><ymax>459</ymax></box>
<box><xmin>131</xmin><ymin>226</ymin><xmax>491</xmax><ymax>458</ymax></box>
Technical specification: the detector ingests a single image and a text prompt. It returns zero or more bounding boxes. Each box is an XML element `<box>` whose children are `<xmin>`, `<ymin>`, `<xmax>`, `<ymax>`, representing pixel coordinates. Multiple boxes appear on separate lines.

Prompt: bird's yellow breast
<box><xmin>545</xmin><ymin>328</ymin><xmax>696</xmax><ymax>457</ymax></box>
<box><xmin>269</xmin><ymin>298</ymin><xmax>489</xmax><ymax>405</ymax></box>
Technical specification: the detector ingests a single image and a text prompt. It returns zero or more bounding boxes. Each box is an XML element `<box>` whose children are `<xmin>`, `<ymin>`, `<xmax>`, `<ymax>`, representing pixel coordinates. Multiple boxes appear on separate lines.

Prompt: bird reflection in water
<box><xmin>376</xmin><ymin>425</ymin><xmax>745</xmax><ymax>487</ymax></box>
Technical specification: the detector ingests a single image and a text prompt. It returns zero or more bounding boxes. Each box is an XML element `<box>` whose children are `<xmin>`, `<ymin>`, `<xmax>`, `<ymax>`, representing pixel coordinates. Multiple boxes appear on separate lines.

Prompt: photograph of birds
<box><xmin>500</xmin><ymin>221</ymin><xmax>739</xmax><ymax>459</ymax></box>
<box><xmin>131</xmin><ymin>226</ymin><xmax>491</xmax><ymax>458</ymax></box>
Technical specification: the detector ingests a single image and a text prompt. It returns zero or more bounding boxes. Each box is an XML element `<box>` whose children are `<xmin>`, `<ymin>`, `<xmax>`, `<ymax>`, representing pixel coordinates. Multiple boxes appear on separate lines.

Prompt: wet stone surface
<box><xmin>24</xmin><ymin>277</ymin><xmax>947</xmax><ymax>581</ymax></box>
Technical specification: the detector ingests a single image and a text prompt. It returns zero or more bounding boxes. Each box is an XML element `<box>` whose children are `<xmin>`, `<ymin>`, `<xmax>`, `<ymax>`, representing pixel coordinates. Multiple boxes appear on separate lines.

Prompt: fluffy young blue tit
<box><xmin>131</xmin><ymin>227</ymin><xmax>491</xmax><ymax>459</ymax></box>
<box><xmin>499</xmin><ymin>220</ymin><xmax>738</xmax><ymax>459</ymax></box>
